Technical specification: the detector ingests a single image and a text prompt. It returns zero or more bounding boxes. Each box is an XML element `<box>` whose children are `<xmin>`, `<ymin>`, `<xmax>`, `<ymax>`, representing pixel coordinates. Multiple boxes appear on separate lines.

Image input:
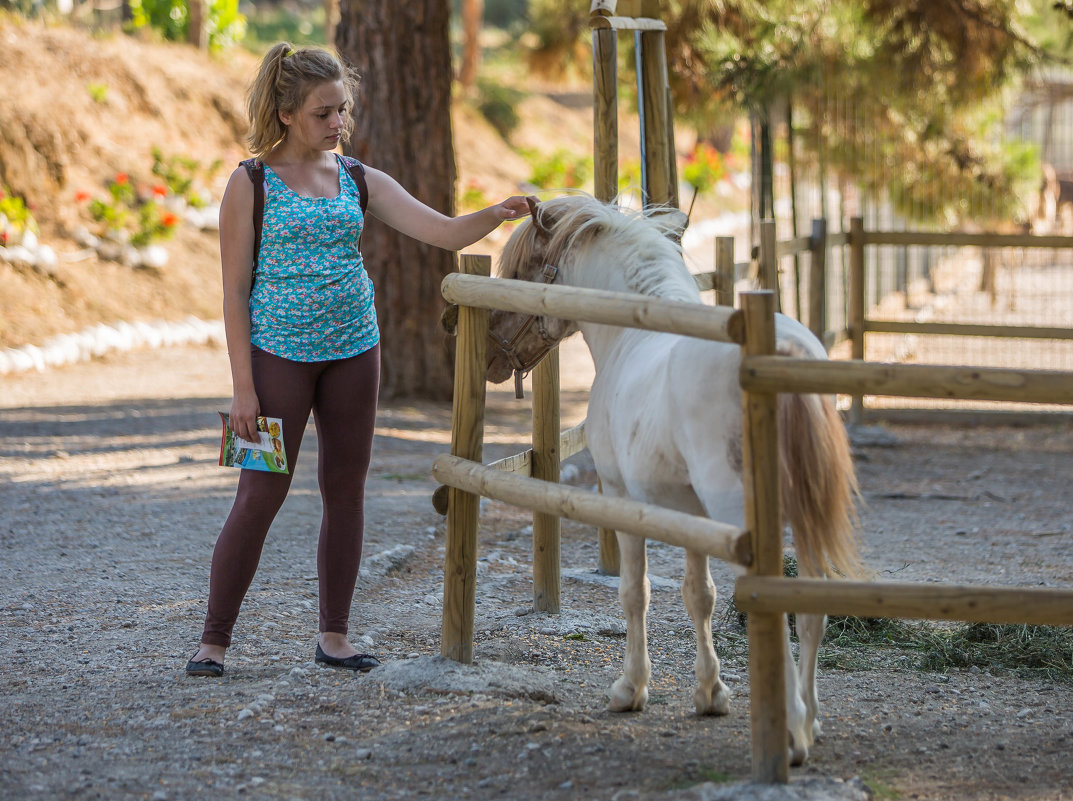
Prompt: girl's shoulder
<box><xmin>337</xmin><ymin>154</ymin><xmax>365</xmax><ymax>174</ymax></box>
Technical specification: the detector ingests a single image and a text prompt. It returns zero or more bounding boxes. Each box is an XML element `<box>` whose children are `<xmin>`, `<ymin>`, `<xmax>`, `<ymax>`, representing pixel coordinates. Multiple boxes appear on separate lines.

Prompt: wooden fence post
<box><xmin>597</xmin><ymin>477</ymin><xmax>621</xmax><ymax>576</ymax></box>
<box><xmin>592</xmin><ymin>16</ymin><xmax>622</xmax><ymax>576</ymax></box>
<box><xmin>639</xmin><ymin>28</ymin><xmax>677</xmax><ymax>209</ymax></box>
<box><xmin>740</xmin><ymin>291</ymin><xmax>790</xmax><ymax>784</ymax></box>
<box><xmin>808</xmin><ymin>218</ymin><xmax>827</xmax><ymax>344</ymax></box>
<box><xmin>592</xmin><ymin>27</ymin><xmax>619</xmax><ymax>203</ymax></box>
<box><xmin>715</xmin><ymin>236</ymin><xmax>735</xmax><ymax>307</ymax></box>
<box><xmin>758</xmin><ymin>219</ymin><xmax>780</xmax><ymax>313</ymax></box>
<box><xmin>848</xmin><ymin>216</ymin><xmax>865</xmax><ymax>424</ymax></box>
<box><xmin>441</xmin><ymin>254</ymin><xmax>491</xmax><ymax>664</ymax></box>
<box><xmin>532</xmin><ymin>348</ymin><xmax>562</xmax><ymax>612</ymax></box>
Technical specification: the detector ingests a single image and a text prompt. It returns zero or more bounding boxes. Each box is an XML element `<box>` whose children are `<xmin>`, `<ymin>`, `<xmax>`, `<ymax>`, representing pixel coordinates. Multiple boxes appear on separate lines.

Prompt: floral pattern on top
<box><xmin>249</xmin><ymin>154</ymin><xmax>378</xmax><ymax>362</ymax></box>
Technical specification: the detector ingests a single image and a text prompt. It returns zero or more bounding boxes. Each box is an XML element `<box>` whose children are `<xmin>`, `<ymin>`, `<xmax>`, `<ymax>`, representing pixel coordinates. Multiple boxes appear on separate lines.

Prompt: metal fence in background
<box><xmin>753</xmin><ymin>67</ymin><xmax>1073</xmax><ymax>415</ymax></box>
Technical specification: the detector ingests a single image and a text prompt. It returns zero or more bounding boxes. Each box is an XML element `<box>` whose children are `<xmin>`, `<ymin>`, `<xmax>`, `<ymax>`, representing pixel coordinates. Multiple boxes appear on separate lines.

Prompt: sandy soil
<box><xmin>2</xmin><ymin>337</ymin><xmax>1072</xmax><ymax>801</ymax></box>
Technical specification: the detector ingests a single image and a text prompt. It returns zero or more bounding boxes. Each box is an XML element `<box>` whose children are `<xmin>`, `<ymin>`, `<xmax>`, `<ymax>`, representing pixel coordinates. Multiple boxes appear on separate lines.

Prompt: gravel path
<box><xmin>2</xmin><ymin>340</ymin><xmax>1072</xmax><ymax>800</ymax></box>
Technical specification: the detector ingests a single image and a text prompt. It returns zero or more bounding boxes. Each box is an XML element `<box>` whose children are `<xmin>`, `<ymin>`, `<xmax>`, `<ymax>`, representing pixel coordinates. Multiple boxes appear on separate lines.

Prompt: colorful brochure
<box><xmin>218</xmin><ymin>412</ymin><xmax>289</xmax><ymax>474</ymax></box>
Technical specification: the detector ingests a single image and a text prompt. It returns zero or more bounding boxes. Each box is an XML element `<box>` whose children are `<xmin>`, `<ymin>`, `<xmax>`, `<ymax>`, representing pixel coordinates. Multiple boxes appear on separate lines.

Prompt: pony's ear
<box><xmin>645</xmin><ymin>207</ymin><xmax>689</xmax><ymax>243</ymax></box>
<box><xmin>528</xmin><ymin>196</ymin><xmax>551</xmax><ymax>238</ymax></box>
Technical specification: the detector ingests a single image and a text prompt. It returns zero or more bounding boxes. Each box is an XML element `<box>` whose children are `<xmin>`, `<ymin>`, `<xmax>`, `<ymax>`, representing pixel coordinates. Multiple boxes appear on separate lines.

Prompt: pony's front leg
<box><xmin>796</xmin><ymin>613</ymin><xmax>827</xmax><ymax>742</ymax></box>
<box><xmin>608</xmin><ymin>532</ymin><xmax>650</xmax><ymax>712</ymax></box>
<box><xmin>682</xmin><ymin>549</ymin><xmax>730</xmax><ymax>716</ymax></box>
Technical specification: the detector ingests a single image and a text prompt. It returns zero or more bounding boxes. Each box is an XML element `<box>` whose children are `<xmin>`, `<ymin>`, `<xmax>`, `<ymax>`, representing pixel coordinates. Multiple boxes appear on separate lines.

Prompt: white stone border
<box><xmin>0</xmin><ymin>317</ymin><xmax>225</xmax><ymax>375</ymax></box>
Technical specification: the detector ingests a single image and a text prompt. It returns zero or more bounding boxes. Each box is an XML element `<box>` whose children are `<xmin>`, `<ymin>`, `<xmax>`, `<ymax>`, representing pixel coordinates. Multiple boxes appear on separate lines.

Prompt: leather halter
<box><xmin>488</xmin><ymin>263</ymin><xmax>560</xmax><ymax>398</ymax></box>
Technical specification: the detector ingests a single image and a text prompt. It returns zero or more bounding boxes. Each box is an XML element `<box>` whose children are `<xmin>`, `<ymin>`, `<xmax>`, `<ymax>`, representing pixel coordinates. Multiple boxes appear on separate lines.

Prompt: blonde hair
<box><xmin>246</xmin><ymin>42</ymin><xmax>361</xmax><ymax>159</ymax></box>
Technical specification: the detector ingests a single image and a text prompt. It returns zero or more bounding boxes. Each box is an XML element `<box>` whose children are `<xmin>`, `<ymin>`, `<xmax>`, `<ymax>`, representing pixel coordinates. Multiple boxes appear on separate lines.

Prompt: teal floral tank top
<box><xmin>248</xmin><ymin>154</ymin><xmax>379</xmax><ymax>362</ymax></box>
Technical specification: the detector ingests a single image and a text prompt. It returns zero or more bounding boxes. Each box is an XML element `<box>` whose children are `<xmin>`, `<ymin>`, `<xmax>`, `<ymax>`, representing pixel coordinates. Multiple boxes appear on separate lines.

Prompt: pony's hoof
<box><xmin>608</xmin><ymin>678</ymin><xmax>647</xmax><ymax>712</ymax></box>
<box><xmin>789</xmin><ymin>729</ymin><xmax>811</xmax><ymax>766</ymax></box>
<box><xmin>790</xmin><ymin>743</ymin><xmax>809</xmax><ymax>767</ymax></box>
<box><xmin>694</xmin><ymin>681</ymin><xmax>731</xmax><ymax>716</ymax></box>
<box><xmin>811</xmin><ymin>719</ymin><xmax>823</xmax><ymax>741</ymax></box>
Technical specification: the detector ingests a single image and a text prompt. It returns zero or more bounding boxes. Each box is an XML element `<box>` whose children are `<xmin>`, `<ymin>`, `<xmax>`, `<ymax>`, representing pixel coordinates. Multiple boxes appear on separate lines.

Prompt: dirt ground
<box><xmin>2</xmin><ymin>337</ymin><xmax>1072</xmax><ymax>801</ymax></box>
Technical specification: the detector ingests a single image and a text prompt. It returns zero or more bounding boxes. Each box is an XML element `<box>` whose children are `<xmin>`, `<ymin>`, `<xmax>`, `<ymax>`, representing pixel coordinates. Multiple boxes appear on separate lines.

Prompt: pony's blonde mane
<box><xmin>500</xmin><ymin>195</ymin><xmax>701</xmax><ymax>304</ymax></box>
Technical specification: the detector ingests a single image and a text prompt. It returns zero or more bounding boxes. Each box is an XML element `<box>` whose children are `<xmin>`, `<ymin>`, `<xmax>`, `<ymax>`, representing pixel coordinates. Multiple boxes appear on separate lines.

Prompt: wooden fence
<box><xmin>435</xmin><ymin>250</ymin><xmax>1073</xmax><ymax>785</ymax></box>
<box><xmin>707</xmin><ymin>217</ymin><xmax>1073</xmax><ymax>421</ymax></box>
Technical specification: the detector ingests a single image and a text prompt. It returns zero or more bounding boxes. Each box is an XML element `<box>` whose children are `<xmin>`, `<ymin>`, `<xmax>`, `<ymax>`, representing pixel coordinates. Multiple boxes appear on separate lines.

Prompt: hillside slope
<box><xmin>0</xmin><ymin>19</ymin><xmax>614</xmax><ymax>352</ymax></box>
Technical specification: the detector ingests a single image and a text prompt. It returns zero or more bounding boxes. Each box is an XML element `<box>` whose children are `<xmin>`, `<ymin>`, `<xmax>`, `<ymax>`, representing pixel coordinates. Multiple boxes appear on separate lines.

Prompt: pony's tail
<box><xmin>778</xmin><ymin>392</ymin><xmax>867</xmax><ymax>580</ymax></box>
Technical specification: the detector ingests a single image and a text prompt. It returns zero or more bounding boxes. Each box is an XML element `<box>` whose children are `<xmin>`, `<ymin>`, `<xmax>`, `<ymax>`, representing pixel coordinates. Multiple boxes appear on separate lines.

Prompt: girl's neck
<box><xmin>267</xmin><ymin>144</ymin><xmax>333</xmax><ymax>168</ymax></box>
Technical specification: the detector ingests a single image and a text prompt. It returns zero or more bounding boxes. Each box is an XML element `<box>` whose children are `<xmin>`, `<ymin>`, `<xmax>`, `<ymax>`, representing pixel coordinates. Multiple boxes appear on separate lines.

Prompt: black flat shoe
<box><xmin>186</xmin><ymin>655</ymin><xmax>225</xmax><ymax>677</ymax></box>
<box><xmin>315</xmin><ymin>643</ymin><xmax>381</xmax><ymax>672</ymax></box>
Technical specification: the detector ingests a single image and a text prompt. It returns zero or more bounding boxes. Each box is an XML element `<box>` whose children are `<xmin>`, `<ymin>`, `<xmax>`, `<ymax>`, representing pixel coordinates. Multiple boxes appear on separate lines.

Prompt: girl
<box><xmin>187</xmin><ymin>43</ymin><xmax>531</xmax><ymax>676</ymax></box>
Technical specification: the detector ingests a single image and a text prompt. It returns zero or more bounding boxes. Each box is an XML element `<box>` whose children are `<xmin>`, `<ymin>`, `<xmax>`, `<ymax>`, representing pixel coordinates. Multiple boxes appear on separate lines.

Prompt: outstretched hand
<box><xmin>493</xmin><ymin>195</ymin><xmax>538</xmax><ymax>221</ymax></box>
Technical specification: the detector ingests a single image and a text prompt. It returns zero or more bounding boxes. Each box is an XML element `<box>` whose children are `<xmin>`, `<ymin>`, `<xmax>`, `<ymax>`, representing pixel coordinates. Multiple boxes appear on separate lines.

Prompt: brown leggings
<box><xmin>200</xmin><ymin>343</ymin><xmax>380</xmax><ymax>648</ymax></box>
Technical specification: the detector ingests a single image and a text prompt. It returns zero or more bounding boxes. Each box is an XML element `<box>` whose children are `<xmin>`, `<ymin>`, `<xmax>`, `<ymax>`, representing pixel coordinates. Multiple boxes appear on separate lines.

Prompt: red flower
<box><xmin>161</xmin><ymin>211</ymin><xmax>180</xmax><ymax>227</ymax></box>
<box><xmin>75</xmin><ymin>190</ymin><xmax>92</xmax><ymax>203</ymax></box>
<box><xmin>0</xmin><ymin>231</ymin><xmax>8</xmax><ymax>245</ymax></box>
<box><xmin>115</xmin><ymin>173</ymin><xmax>129</xmax><ymax>185</ymax></box>
<box><xmin>151</xmin><ymin>184</ymin><xmax>168</xmax><ymax>198</ymax></box>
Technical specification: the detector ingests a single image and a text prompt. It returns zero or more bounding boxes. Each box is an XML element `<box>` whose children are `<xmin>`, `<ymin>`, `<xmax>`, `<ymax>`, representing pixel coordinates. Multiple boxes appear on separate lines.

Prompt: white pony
<box><xmin>487</xmin><ymin>195</ymin><xmax>863</xmax><ymax>765</ymax></box>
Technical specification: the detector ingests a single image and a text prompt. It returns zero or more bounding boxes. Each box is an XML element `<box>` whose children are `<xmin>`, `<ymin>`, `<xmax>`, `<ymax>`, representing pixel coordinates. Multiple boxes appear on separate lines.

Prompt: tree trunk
<box><xmin>459</xmin><ymin>0</ymin><xmax>484</xmax><ymax>89</ymax></box>
<box><xmin>337</xmin><ymin>0</ymin><xmax>458</xmax><ymax>401</ymax></box>
<box><xmin>324</xmin><ymin>0</ymin><xmax>339</xmax><ymax>50</ymax></box>
<box><xmin>187</xmin><ymin>0</ymin><xmax>207</xmax><ymax>49</ymax></box>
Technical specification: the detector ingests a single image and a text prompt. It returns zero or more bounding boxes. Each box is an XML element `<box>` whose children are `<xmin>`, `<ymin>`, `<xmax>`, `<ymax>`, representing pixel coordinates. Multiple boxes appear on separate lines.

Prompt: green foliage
<box><xmin>241</xmin><ymin>2</ymin><xmax>321</xmax><ymax>50</ymax></box>
<box><xmin>526</xmin><ymin>0</ymin><xmax>591</xmax><ymax>79</ymax></box>
<box><xmin>919</xmin><ymin>623</ymin><xmax>1073</xmax><ymax>678</ymax></box>
<box><xmin>617</xmin><ymin>158</ymin><xmax>643</xmax><ymax>195</ymax></box>
<box><xmin>681</xmin><ymin>143</ymin><xmax>726</xmax><ymax>195</ymax></box>
<box><xmin>0</xmin><ymin>185</ymin><xmax>37</xmax><ymax>245</ymax></box>
<box><xmin>475</xmin><ymin>79</ymin><xmax>524</xmax><ymax>139</ymax></box>
<box><xmin>80</xmin><ymin>167</ymin><xmax>186</xmax><ymax>248</ymax></box>
<box><xmin>522</xmin><ymin>148</ymin><xmax>592</xmax><ymax>190</ymax></box>
<box><xmin>79</xmin><ymin>150</ymin><xmax>219</xmax><ymax>249</ymax></box>
<box><xmin>452</xmin><ymin>0</ymin><xmax>528</xmax><ymax>31</ymax></box>
<box><xmin>86</xmin><ymin>81</ymin><xmax>109</xmax><ymax>104</ymax></box>
<box><xmin>151</xmin><ymin>147</ymin><xmax>221</xmax><ymax>209</ymax></box>
<box><xmin>126</xmin><ymin>0</ymin><xmax>246</xmax><ymax>52</ymax></box>
<box><xmin>819</xmin><ymin>616</ymin><xmax>1073</xmax><ymax>681</ymax></box>
<box><xmin>458</xmin><ymin>178</ymin><xmax>491</xmax><ymax>214</ymax></box>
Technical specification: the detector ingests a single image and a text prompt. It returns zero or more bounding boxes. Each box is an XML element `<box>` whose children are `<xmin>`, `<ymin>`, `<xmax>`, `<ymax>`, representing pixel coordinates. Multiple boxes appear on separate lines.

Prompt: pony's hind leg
<box><xmin>784</xmin><ymin>620</ymin><xmax>812</xmax><ymax>766</ymax></box>
<box><xmin>608</xmin><ymin>532</ymin><xmax>651</xmax><ymax>712</ymax></box>
<box><xmin>682</xmin><ymin>549</ymin><xmax>730</xmax><ymax>715</ymax></box>
<box><xmin>796</xmin><ymin>612</ymin><xmax>827</xmax><ymax>742</ymax></box>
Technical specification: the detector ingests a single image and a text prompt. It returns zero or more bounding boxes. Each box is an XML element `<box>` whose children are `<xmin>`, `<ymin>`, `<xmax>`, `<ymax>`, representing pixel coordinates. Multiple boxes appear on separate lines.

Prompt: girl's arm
<box><xmin>218</xmin><ymin>167</ymin><xmax>262</xmax><ymax>444</ymax></box>
<box><xmin>364</xmin><ymin>167</ymin><xmax>531</xmax><ymax>251</ymax></box>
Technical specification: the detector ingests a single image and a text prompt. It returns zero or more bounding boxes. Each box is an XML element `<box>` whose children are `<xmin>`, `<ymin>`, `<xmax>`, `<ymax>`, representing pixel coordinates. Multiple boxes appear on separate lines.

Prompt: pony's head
<box><xmin>486</xmin><ymin>196</ymin><xmax>585</xmax><ymax>384</ymax></box>
<box><xmin>487</xmin><ymin>194</ymin><xmax>692</xmax><ymax>384</ymax></box>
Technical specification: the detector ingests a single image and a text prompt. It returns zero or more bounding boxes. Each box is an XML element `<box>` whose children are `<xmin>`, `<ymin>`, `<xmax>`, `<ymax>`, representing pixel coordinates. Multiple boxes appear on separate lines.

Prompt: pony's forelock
<box><xmin>499</xmin><ymin>195</ymin><xmax>698</xmax><ymax>303</ymax></box>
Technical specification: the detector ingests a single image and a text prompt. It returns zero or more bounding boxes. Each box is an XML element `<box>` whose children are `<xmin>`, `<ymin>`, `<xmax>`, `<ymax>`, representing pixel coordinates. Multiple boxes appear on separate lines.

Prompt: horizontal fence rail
<box><xmin>864</xmin><ymin>229</ymin><xmax>1073</xmax><ymax>249</ymax></box>
<box><xmin>740</xmin><ymin>356</ymin><xmax>1073</xmax><ymax>405</ymax></box>
<box><xmin>864</xmin><ymin>320</ymin><xmax>1073</xmax><ymax>341</ymax></box>
<box><xmin>432</xmin><ymin>422</ymin><xmax>587</xmax><ymax>515</ymax></box>
<box><xmin>735</xmin><ymin>576</ymin><xmax>1073</xmax><ymax>627</ymax></box>
<box><xmin>433</xmin><ymin>454</ymin><xmax>754</xmax><ymax>567</ymax></box>
<box><xmin>441</xmin><ymin>274</ymin><xmax>744</xmax><ymax>344</ymax></box>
